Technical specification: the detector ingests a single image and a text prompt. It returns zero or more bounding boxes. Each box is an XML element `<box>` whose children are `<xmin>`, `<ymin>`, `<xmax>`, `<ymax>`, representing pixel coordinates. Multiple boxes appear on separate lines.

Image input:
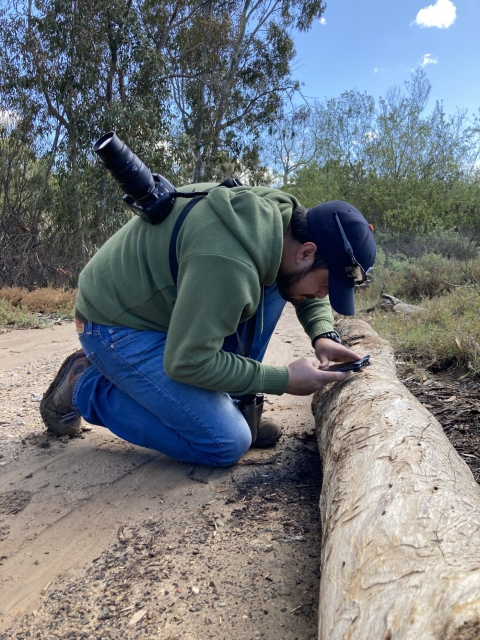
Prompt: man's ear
<box><xmin>295</xmin><ymin>242</ymin><xmax>317</xmax><ymax>266</ymax></box>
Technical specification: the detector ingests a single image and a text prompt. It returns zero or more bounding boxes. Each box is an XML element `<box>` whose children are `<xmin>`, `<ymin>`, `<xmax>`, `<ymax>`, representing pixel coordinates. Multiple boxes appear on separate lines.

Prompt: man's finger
<box><xmin>318</xmin><ymin>369</ymin><xmax>351</xmax><ymax>382</ymax></box>
<box><xmin>317</xmin><ymin>355</ymin><xmax>330</xmax><ymax>369</ymax></box>
<box><xmin>330</xmin><ymin>350</ymin><xmax>362</xmax><ymax>362</ymax></box>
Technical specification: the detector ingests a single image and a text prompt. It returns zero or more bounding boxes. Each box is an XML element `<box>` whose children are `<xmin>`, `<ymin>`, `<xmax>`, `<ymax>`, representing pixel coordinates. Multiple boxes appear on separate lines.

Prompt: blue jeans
<box><xmin>73</xmin><ymin>283</ymin><xmax>286</xmax><ymax>467</ymax></box>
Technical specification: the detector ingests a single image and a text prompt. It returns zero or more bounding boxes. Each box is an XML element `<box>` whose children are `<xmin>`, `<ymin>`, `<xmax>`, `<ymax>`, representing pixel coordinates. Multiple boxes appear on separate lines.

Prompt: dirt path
<box><xmin>0</xmin><ymin>306</ymin><xmax>322</xmax><ymax>639</ymax></box>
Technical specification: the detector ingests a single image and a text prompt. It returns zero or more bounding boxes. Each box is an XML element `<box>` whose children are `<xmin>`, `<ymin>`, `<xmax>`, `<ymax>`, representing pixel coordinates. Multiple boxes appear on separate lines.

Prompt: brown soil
<box><xmin>0</xmin><ymin>306</ymin><xmax>322</xmax><ymax>640</ymax></box>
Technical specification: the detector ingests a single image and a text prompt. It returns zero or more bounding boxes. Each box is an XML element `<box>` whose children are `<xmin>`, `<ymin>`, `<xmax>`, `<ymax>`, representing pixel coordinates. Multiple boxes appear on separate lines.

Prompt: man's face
<box><xmin>276</xmin><ymin>267</ymin><xmax>329</xmax><ymax>304</ymax></box>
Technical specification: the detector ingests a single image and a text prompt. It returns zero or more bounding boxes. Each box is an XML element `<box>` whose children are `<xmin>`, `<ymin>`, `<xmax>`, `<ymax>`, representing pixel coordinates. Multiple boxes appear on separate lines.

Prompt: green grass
<box><xmin>355</xmin><ymin>252</ymin><xmax>480</xmax><ymax>374</ymax></box>
<box><xmin>0</xmin><ymin>298</ymin><xmax>45</xmax><ymax>328</ymax></box>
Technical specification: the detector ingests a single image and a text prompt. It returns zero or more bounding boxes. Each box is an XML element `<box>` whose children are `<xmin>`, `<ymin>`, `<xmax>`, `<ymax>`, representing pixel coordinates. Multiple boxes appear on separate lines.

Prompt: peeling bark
<box><xmin>312</xmin><ymin>319</ymin><xmax>480</xmax><ymax>640</ymax></box>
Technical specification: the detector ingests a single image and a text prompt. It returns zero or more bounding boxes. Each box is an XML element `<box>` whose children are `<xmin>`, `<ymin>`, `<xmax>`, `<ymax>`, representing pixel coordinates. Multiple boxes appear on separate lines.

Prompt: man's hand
<box><xmin>285</xmin><ymin>357</ymin><xmax>352</xmax><ymax>396</ymax></box>
<box><xmin>314</xmin><ymin>337</ymin><xmax>362</xmax><ymax>369</ymax></box>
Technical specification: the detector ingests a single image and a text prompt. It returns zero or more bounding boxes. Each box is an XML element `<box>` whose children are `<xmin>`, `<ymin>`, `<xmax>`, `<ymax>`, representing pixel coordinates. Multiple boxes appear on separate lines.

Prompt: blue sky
<box><xmin>292</xmin><ymin>0</ymin><xmax>480</xmax><ymax>117</ymax></box>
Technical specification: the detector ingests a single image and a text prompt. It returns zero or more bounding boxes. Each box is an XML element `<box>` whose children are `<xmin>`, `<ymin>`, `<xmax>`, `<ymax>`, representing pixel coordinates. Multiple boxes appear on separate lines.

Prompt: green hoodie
<box><xmin>76</xmin><ymin>184</ymin><xmax>334</xmax><ymax>395</ymax></box>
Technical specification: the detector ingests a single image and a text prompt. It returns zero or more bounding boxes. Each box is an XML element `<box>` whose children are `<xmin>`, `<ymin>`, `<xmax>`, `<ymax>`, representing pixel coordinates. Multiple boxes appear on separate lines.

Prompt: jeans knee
<box><xmin>198</xmin><ymin>416</ymin><xmax>251</xmax><ymax>467</ymax></box>
<box><xmin>218</xmin><ymin>427</ymin><xmax>251</xmax><ymax>467</ymax></box>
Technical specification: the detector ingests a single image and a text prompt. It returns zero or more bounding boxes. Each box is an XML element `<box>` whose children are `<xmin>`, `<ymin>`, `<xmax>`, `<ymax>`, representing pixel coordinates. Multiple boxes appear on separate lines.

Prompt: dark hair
<box><xmin>289</xmin><ymin>206</ymin><xmax>328</xmax><ymax>270</ymax></box>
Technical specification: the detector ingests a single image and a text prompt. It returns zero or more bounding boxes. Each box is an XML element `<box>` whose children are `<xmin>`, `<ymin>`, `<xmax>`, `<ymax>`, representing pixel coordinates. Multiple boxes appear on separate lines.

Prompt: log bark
<box><xmin>312</xmin><ymin>319</ymin><xmax>480</xmax><ymax>640</ymax></box>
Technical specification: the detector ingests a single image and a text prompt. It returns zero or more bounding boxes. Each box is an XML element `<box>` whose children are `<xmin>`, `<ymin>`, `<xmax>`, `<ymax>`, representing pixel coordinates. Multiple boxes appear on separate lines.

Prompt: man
<box><xmin>40</xmin><ymin>184</ymin><xmax>376</xmax><ymax>467</ymax></box>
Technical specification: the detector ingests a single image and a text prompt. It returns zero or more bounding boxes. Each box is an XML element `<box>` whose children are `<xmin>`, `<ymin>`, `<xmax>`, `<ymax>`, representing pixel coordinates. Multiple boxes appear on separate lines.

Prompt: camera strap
<box><xmin>168</xmin><ymin>190</ymin><xmax>257</xmax><ymax>359</ymax></box>
<box><xmin>169</xmin><ymin>196</ymin><xmax>205</xmax><ymax>287</ymax></box>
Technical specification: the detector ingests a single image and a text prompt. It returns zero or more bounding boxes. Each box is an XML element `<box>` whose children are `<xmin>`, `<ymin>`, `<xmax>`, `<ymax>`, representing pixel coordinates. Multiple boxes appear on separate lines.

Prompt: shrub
<box><xmin>376</xmin><ymin>229</ymin><xmax>479</xmax><ymax>261</ymax></box>
<box><xmin>357</xmin><ymin>253</ymin><xmax>480</xmax><ymax>306</ymax></box>
<box><xmin>367</xmin><ymin>288</ymin><xmax>480</xmax><ymax>374</ymax></box>
<box><xmin>0</xmin><ymin>287</ymin><xmax>76</xmax><ymax>316</ymax></box>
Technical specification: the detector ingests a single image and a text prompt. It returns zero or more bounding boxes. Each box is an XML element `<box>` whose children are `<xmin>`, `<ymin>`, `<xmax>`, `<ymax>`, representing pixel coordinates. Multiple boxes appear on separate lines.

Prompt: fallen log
<box><xmin>312</xmin><ymin>319</ymin><xmax>480</xmax><ymax>640</ymax></box>
<box><xmin>380</xmin><ymin>293</ymin><xmax>426</xmax><ymax>315</ymax></box>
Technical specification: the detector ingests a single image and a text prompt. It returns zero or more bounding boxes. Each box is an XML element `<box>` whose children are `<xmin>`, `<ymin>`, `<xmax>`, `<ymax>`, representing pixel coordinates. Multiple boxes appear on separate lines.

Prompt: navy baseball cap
<box><xmin>306</xmin><ymin>200</ymin><xmax>376</xmax><ymax>316</ymax></box>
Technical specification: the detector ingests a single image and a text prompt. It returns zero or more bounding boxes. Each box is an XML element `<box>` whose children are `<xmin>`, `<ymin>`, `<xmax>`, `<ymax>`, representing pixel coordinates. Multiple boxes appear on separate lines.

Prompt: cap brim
<box><xmin>328</xmin><ymin>270</ymin><xmax>355</xmax><ymax>316</ymax></box>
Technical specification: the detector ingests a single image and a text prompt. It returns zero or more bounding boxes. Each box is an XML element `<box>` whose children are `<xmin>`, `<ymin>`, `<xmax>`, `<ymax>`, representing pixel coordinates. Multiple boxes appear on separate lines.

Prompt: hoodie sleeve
<box><xmin>293</xmin><ymin>297</ymin><xmax>335</xmax><ymax>344</ymax></box>
<box><xmin>163</xmin><ymin>253</ymin><xmax>289</xmax><ymax>395</ymax></box>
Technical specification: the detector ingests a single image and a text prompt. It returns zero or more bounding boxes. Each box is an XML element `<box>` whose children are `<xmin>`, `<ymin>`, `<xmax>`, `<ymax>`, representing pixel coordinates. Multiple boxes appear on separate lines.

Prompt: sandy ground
<box><xmin>0</xmin><ymin>305</ymin><xmax>323</xmax><ymax>639</ymax></box>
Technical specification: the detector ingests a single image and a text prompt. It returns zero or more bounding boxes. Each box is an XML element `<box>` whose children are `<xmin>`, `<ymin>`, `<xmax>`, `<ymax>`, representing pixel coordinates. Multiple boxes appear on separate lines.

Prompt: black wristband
<box><xmin>312</xmin><ymin>331</ymin><xmax>342</xmax><ymax>346</ymax></box>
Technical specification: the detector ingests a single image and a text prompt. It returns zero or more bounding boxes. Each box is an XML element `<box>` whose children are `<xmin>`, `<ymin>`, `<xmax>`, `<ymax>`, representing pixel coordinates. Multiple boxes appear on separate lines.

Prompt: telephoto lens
<box><xmin>93</xmin><ymin>132</ymin><xmax>156</xmax><ymax>205</ymax></box>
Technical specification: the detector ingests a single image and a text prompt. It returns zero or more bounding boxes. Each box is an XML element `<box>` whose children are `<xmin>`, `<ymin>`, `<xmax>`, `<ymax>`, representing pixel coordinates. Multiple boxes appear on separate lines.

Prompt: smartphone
<box><xmin>326</xmin><ymin>355</ymin><xmax>371</xmax><ymax>372</ymax></box>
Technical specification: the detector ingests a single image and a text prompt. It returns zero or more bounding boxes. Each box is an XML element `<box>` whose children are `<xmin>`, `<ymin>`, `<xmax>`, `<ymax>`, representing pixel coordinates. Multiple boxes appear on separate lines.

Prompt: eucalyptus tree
<box><xmin>264</xmin><ymin>102</ymin><xmax>318</xmax><ymax>187</ymax></box>
<box><xmin>0</xmin><ymin>0</ymin><xmax>107</xmax><ymax>262</ymax></box>
<box><xmin>168</xmin><ymin>0</ymin><xmax>326</xmax><ymax>182</ymax></box>
<box><xmin>0</xmin><ymin>0</ymin><xmax>175</xmax><ymax>270</ymax></box>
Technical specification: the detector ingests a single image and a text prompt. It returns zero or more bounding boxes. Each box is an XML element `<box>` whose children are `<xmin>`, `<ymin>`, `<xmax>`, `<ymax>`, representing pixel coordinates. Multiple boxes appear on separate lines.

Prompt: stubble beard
<box><xmin>275</xmin><ymin>265</ymin><xmax>312</xmax><ymax>303</ymax></box>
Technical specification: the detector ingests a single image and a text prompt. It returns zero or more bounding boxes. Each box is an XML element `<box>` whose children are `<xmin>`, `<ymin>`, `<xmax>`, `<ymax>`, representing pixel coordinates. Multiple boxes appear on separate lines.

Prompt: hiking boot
<box><xmin>250</xmin><ymin>416</ymin><xmax>283</xmax><ymax>448</ymax></box>
<box><xmin>40</xmin><ymin>349</ymin><xmax>91</xmax><ymax>436</ymax></box>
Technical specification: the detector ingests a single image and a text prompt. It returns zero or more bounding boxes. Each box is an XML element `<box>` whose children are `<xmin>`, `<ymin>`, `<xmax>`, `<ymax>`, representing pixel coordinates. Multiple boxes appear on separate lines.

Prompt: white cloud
<box><xmin>414</xmin><ymin>0</ymin><xmax>456</xmax><ymax>28</ymax></box>
<box><xmin>319</xmin><ymin>17</ymin><xmax>326</xmax><ymax>25</ymax></box>
<box><xmin>422</xmin><ymin>53</ymin><xmax>439</xmax><ymax>66</ymax></box>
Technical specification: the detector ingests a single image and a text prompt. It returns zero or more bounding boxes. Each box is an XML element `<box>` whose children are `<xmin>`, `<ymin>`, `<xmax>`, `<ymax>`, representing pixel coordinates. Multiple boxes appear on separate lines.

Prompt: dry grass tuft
<box><xmin>0</xmin><ymin>287</ymin><xmax>76</xmax><ymax>315</ymax></box>
<box><xmin>0</xmin><ymin>287</ymin><xmax>76</xmax><ymax>327</ymax></box>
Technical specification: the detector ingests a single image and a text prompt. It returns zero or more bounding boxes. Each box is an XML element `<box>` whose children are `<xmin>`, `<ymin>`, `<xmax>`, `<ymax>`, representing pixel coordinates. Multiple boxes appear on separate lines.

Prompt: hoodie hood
<box><xmin>204</xmin><ymin>186</ymin><xmax>299</xmax><ymax>285</ymax></box>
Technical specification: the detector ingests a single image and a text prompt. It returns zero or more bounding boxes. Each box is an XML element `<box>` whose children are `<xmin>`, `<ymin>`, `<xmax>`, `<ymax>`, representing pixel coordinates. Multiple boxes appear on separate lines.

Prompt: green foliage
<box><xmin>0</xmin><ymin>0</ymin><xmax>478</xmax><ymax>293</ymax></box>
<box><xmin>357</xmin><ymin>250</ymin><xmax>480</xmax><ymax>306</ymax></box>
<box><xmin>0</xmin><ymin>298</ymin><xmax>43</xmax><ymax>328</ymax></box>
<box><xmin>355</xmin><ymin>253</ymin><xmax>480</xmax><ymax>373</ymax></box>
<box><xmin>0</xmin><ymin>0</ymin><xmax>328</xmax><ymax>286</ymax></box>
<box><xmin>367</xmin><ymin>289</ymin><xmax>480</xmax><ymax>374</ymax></box>
<box><xmin>289</xmin><ymin>69</ymin><xmax>480</xmax><ymax>234</ymax></box>
<box><xmin>375</xmin><ymin>228</ymin><xmax>480</xmax><ymax>260</ymax></box>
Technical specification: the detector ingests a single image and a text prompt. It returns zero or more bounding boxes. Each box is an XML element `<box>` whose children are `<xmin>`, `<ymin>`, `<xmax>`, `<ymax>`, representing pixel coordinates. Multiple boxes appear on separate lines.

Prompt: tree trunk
<box><xmin>312</xmin><ymin>318</ymin><xmax>480</xmax><ymax>640</ymax></box>
<box><xmin>69</xmin><ymin>138</ymin><xmax>86</xmax><ymax>266</ymax></box>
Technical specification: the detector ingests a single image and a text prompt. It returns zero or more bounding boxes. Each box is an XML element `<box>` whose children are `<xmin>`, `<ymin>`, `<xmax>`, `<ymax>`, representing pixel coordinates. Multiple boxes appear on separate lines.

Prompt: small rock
<box><xmin>128</xmin><ymin>609</ymin><xmax>147</xmax><ymax>626</ymax></box>
<box><xmin>215</xmin><ymin>518</ymin><xmax>225</xmax><ymax>527</ymax></box>
<box><xmin>191</xmin><ymin>586</ymin><xmax>200</xmax><ymax>595</ymax></box>
<box><xmin>264</xmin><ymin>544</ymin><xmax>274</xmax><ymax>553</ymax></box>
<box><xmin>218</xmin><ymin>602</ymin><xmax>226</xmax><ymax>607</ymax></box>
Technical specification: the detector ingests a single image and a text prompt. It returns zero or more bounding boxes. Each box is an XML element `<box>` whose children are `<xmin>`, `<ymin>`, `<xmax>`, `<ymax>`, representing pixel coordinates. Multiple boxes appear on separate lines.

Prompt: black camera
<box><xmin>94</xmin><ymin>132</ymin><xmax>243</xmax><ymax>225</ymax></box>
<box><xmin>93</xmin><ymin>131</ymin><xmax>180</xmax><ymax>225</ymax></box>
